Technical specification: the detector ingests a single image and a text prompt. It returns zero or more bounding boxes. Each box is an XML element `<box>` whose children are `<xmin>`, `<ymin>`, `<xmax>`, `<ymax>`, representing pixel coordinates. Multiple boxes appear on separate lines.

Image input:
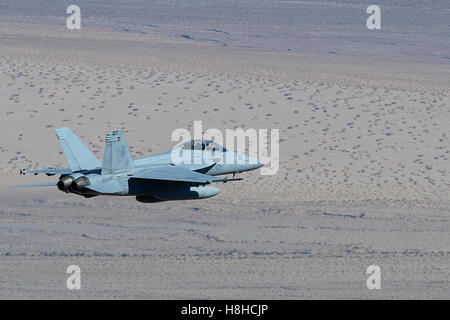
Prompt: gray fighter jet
<box><xmin>15</xmin><ymin>128</ymin><xmax>263</xmax><ymax>202</ymax></box>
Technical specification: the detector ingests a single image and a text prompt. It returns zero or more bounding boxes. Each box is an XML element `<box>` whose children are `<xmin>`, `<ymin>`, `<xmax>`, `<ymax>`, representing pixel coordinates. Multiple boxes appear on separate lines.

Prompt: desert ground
<box><xmin>0</xmin><ymin>1</ymin><xmax>449</xmax><ymax>299</ymax></box>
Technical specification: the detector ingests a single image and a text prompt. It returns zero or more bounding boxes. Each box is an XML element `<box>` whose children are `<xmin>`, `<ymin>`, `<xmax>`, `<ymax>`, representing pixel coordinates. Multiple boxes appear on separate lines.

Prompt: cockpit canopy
<box><xmin>179</xmin><ymin>139</ymin><xmax>227</xmax><ymax>152</ymax></box>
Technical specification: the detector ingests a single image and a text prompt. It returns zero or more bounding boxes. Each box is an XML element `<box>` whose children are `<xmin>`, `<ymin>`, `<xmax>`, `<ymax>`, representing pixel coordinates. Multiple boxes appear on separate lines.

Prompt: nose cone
<box><xmin>232</xmin><ymin>153</ymin><xmax>264</xmax><ymax>173</ymax></box>
<box><xmin>247</xmin><ymin>156</ymin><xmax>264</xmax><ymax>170</ymax></box>
<box><xmin>258</xmin><ymin>159</ymin><xmax>263</xmax><ymax>168</ymax></box>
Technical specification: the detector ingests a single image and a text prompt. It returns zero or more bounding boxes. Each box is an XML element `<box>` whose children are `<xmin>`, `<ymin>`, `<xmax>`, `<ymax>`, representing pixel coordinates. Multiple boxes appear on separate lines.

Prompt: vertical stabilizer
<box><xmin>55</xmin><ymin>127</ymin><xmax>101</xmax><ymax>171</ymax></box>
<box><xmin>101</xmin><ymin>130</ymin><xmax>134</xmax><ymax>174</ymax></box>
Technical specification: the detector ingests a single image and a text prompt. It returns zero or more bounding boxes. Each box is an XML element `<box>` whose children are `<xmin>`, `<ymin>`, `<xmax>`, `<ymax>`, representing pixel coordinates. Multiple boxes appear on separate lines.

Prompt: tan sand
<box><xmin>0</xmin><ymin>22</ymin><xmax>449</xmax><ymax>299</ymax></box>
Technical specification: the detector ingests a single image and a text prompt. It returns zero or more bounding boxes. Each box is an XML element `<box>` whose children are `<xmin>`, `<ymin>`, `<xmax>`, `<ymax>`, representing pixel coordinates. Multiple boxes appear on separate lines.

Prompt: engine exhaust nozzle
<box><xmin>57</xmin><ymin>176</ymin><xmax>74</xmax><ymax>192</ymax></box>
<box><xmin>70</xmin><ymin>176</ymin><xmax>90</xmax><ymax>192</ymax></box>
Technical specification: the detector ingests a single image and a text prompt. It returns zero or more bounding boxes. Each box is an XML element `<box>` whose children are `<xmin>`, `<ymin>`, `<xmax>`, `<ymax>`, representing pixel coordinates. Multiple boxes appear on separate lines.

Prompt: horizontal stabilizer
<box><xmin>133</xmin><ymin>164</ymin><xmax>223</xmax><ymax>183</ymax></box>
<box><xmin>20</xmin><ymin>168</ymin><xmax>72</xmax><ymax>176</ymax></box>
<box><xmin>10</xmin><ymin>182</ymin><xmax>56</xmax><ymax>188</ymax></box>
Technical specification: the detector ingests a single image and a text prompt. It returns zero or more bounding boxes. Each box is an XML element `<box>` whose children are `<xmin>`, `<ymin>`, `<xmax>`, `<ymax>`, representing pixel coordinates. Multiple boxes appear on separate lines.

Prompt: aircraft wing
<box><xmin>20</xmin><ymin>168</ymin><xmax>73</xmax><ymax>176</ymax></box>
<box><xmin>133</xmin><ymin>164</ymin><xmax>223</xmax><ymax>183</ymax></box>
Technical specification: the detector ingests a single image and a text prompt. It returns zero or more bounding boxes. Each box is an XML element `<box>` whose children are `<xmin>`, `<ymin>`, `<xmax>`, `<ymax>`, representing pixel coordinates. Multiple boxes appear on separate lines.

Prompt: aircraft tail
<box><xmin>101</xmin><ymin>130</ymin><xmax>135</xmax><ymax>174</ymax></box>
<box><xmin>55</xmin><ymin>127</ymin><xmax>101</xmax><ymax>171</ymax></box>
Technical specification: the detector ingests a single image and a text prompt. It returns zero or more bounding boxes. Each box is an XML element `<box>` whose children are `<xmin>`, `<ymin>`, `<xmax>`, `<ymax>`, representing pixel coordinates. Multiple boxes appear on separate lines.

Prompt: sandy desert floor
<box><xmin>0</xmin><ymin>17</ymin><xmax>449</xmax><ymax>298</ymax></box>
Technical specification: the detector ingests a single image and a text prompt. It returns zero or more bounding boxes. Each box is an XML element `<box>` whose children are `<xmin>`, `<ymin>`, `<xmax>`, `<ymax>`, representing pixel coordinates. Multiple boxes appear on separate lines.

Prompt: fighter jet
<box><xmin>14</xmin><ymin>128</ymin><xmax>263</xmax><ymax>202</ymax></box>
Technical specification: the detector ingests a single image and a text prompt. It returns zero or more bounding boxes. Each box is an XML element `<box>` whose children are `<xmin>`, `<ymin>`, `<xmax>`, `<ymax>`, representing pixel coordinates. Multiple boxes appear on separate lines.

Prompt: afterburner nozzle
<box><xmin>57</xmin><ymin>176</ymin><xmax>74</xmax><ymax>192</ymax></box>
<box><xmin>70</xmin><ymin>176</ymin><xmax>90</xmax><ymax>192</ymax></box>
